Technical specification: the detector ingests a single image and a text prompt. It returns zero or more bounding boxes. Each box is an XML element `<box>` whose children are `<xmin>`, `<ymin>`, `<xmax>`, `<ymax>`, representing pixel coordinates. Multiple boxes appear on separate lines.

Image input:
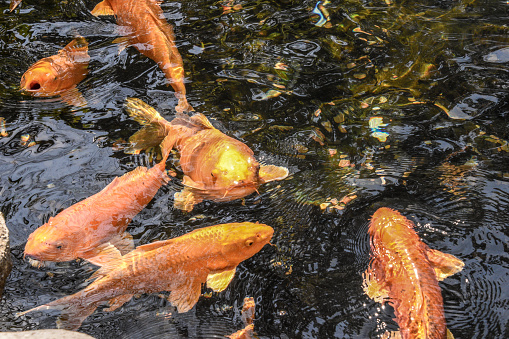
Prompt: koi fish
<box><xmin>91</xmin><ymin>0</ymin><xmax>192</xmax><ymax>113</ymax></box>
<box><xmin>20</xmin><ymin>37</ymin><xmax>90</xmax><ymax>107</ymax></box>
<box><xmin>124</xmin><ymin>98</ymin><xmax>289</xmax><ymax>212</ymax></box>
<box><xmin>19</xmin><ymin>222</ymin><xmax>274</xmax><ymax>330</ymax></box>
<box><xmin>363</xmin><ymin>207</ymin><xmax>464</xmax><ymax>339</ymax></box>
<box><xmin>24</xmin><ymin>135</ymin><xmax>174</xmax><ymax>267</ymax></box>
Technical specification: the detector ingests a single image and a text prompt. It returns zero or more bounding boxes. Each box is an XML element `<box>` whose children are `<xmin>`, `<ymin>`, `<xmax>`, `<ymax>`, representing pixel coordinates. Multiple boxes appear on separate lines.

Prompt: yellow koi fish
<box><xmin>19</xmin><ymin>222</ymin><xmax>274</xmax><ymax>330</ymax></box>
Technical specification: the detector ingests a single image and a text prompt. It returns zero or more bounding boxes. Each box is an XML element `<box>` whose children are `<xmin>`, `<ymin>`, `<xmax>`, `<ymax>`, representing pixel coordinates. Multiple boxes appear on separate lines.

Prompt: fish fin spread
<box><xmin>85</xmin><ymin>242</ymin><xmax>122</xmax><ymax>267</ymax></box>
<box><xmin>59</xmin><ymin>87</ymin><xmax>87</xmax><ymax>107</ymax></box>
<box><xmin>206</xmin><ymin>268</ymin><xmax>236</xmax><ymax>292</ymax></box>
<box><xmin>125</xmin><ymin>98</ymin><xmax>169</xmax><ymax>154</ymax></box>
<box><xmin>426</xmin><ymin>248</ymin><xmax>465</xmax><ymax>281</ymax></box>
<box><xmin>110</xmin><ymin>232</ymin><xmax>135</xmax><ymax>256</ymax></box>
<box><xmin>61</xmin><ymin>36</ymin><xmax>89</xmax><ymax>55</ymax></box>
<box><xmin>159</xmin><ymin>134</ymin><xmax>176</xmax><ymax>163</ymax></box>
<box><xmin>190</xmin><ymin>113</ymin><xmax>215</xmax><ymax>130</ymax></box>
<box><xmin>447</xmin><ymin>328</ymin><xmax>455</xmax><ymax>339</ymax></box>
<box><xmin>91</xmin><ymin>0</ymin><xmax>115</xmax><ymax>16</ymax></box>
<box><xmin>174</xmin><ymin>187</ymin><xmax>202</xmax><ymax>212</ymax></box>
<box><xmin>104</xmin><ymin>294</ymin><xmax>134</xmax><ymax>312</ymax></box>
<box><xmin>182</xmin><ymin>175</ymin><xmax>206</xmax><ymax>190</ymax></box>
<box><xmin>10</xmin><ymin>0</ymin><xmax>22</xmax><ymax>11</ymax></box>
<box><xmin>362</xmin><ymin>267</ymin><xmax>389</xmax><ymax>303</ymax></box>
<box><xmin>112</xmin><ymin>36</ymin><xmax>131</xmax><ymax>54</ymax></box>
<box><xmin>167</xmin><ymin>279</ymin><xmax>202</xmax><ymax>313</ymax></box>
<box><xmin>259</xmin><ymin>165</ymin><xmax>289</xmax><ymax>184</ymax></box>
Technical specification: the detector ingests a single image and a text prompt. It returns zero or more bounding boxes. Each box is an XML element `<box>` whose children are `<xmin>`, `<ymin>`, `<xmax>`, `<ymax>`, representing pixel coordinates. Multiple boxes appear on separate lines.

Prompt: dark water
<box><xmin>1</xmin><ymin>0</ymin><xmax>509</xmax><ymax>337</ymax></box>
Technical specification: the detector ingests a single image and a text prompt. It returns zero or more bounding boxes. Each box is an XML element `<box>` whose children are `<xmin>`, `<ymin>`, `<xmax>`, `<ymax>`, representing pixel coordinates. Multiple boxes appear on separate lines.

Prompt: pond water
<box><xmin>1</xmin><ymin>0</ymin><xmax>509</xmax><ymax>338</ymax></box>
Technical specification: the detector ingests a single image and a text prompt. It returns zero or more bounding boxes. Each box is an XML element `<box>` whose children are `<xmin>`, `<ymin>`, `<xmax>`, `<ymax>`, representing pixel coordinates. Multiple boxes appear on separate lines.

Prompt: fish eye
<box><xmin>245</xmin><ymin>239</ymin><xmax>254</xmax><ymax>247</ymax></box>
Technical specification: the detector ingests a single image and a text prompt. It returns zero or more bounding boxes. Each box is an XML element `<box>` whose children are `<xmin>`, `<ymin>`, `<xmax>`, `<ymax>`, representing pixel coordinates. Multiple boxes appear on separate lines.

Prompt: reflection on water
<box><xmin>1</xmin><ymin>0</ymin><xmax>509</xmax><ymax>337</ymax></box>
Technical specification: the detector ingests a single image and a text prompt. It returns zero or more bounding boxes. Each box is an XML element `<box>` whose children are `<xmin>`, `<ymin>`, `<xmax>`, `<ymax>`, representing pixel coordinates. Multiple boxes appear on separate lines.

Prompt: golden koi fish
<box><xmin>363</xmin><ymin>207</ymin><xmax>464</xmax><ymax>339</ymax></box>
<box><xmin>19</xmin><ymin>222</ymin><xmax>274</xmax><ymax>330</ymax></box>
<box><xmin>20</xmin><ymin>37</ymin><xmax>90</xmax><ymax>107</ymax></box>
<box><xmin>124</xmin><ymin>98</ymin><xmax>289</xmax><ymax>212</ymax></box>
<box><xmin>91</xmin><ymin>0</ymin><xmax>192</xmax><ymax>113</ymax></box>
<box><xmin>24</xmin><ymin>135</ymin><xmax>174</xmax><ymax>267</ymax></box>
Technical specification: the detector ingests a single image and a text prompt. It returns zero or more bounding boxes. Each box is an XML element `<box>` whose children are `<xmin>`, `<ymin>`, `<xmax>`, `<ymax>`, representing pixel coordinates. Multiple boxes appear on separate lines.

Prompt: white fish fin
<box><xmin>85</xmin><ymin>242</ymin><xmax>122</xmax><ymax>267</ymax></box>
<box><xmin>167</xmin><ymin>278</ymin><xmax>202</xmax><ymax>313</ymax></box>
<box><xmin>426</xmin><ymin>248</ymin><xmax>464</xmax><ymax>281</ymax></box>
<box><xmin>104</xmin><ymin>294</ymin><xmax>134</xmax><ymax>312</ymax></box>
<box><xmin>206</xmin><ymin>268</ymin><xmax>236</xmax><ymax>292</ymax></box>
<box><xmin>110</xmin><ymin>232</ymin><xmax>134</xmax><ymax>256</ymax></box>
<box><xmin>91</xmin><ymin>0</ymin><xmax>115</xmax><ymax>16</ymax></box>
<box><xmin>60</xmin><ymin>87</ymin><xmax>87</xmax><ymax>107</ymax></box>
<box><xmin>174</xmin><ymin>187</ymin><xmax>202</xmax><ymax>212</ymax></box>
<box><xmin>259</xmin><ymin>165</ymin><xmax>289</xmax><ymax>184</ymax></box>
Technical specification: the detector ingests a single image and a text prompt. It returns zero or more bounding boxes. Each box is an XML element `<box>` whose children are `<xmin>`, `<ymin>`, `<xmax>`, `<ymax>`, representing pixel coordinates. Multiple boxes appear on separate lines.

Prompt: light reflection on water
<box><xmin>1</xmin><ymin>0</ymin><xmax>509</xmax><ymax>338</ymax></box>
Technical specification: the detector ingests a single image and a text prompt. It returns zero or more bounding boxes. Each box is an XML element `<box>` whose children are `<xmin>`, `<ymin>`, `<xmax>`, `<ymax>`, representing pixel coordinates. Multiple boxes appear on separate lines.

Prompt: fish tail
<box><xmin>17</xmin><ymin>293</ymin><xmax>99</xmax><ymax>330</ymax></box>
<box><xmin>124</xmin><ymin>98</ymin><xmax>171</xmax><ymax>154</ymax></box>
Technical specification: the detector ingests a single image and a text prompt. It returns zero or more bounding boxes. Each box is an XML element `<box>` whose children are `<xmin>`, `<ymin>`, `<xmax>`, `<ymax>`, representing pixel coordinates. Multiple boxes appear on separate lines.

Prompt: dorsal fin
<box><xmin>190</xmin><ymin>113</ymin><xmax>215</xmax><ymax>129</ymax></box>
<box><xmin>91</xmin><ymin>0</ymin><xmax>115</xmax><ymax>16</ymax></box>
<box><xmin>60</xmin><ymin>37</ymin><xmax>89</xmax><ymax>63</ymax></box>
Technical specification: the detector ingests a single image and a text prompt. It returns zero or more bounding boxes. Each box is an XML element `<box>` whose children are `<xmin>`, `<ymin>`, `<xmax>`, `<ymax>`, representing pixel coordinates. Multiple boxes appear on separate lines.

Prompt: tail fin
<box><xmin>124</xmin><ymin>98</ymin><xmax>170</xmax><ymax>154</ymax></box>
<box><xmin>17</xmin><ymin>293</ymin><xmax>99</xmax><ymax>331</ymax></box>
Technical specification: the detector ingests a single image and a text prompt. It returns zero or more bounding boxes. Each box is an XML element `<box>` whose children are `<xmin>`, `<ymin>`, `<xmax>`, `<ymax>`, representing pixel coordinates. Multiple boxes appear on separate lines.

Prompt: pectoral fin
<box><xmin>60</xmin><ymin>87</ymin><xmax>87</xmax><ymax>107</ymax></box>
<box><xmin>362</xmin><ymin>267</ymin><xmax>389</xmax><ymax>303</ymax></box>
<box><xmin>206</xmin><ymin>268</ymin><xmax>236</xmax><ymax>292</ymax></box>
<box><xmin>167</xmin><ymin>279</ymin><xmax>202</xmax><ymax>313</ymax></box>
<box><xmin>426</xmin><ymin>248</ymin><xmax>465</xmax><ymax>281</ymax></box>
<box><xmin>110</xmin><ymin>232</ymin><xmax>134</xmax><ymax>256</ymax></box>
<box><xmin>182</xmin><ymin>175</ymin><xmax>206</xmax><ymax>190</ymax></box>
<box><xmin>91</xmin><ymin>0</ymin><xmax>115</xmax><ymax>16</ymax></box>
<box><xmin>174</xmin><ymin>187</ymin><xmax>201</xmax><ymax>212</ymax></box>
<box><xmin>10</xmin><ymin>0</ymin><xmax>22</xmax><ymax>11</ymax></box>
<box><xmin>104</xmin><ymin>294</ymin><xmax>134</xmax><ymax>312</ymax></box>
<box><xmin>84</xmin><ymin>242</ymin><xmax>122</xmax><ymax>267</ymax></box>
<box><xmin>259</xmin><ymin>165</ymin><xmax>289</xmax><ymax>184</ymax></box>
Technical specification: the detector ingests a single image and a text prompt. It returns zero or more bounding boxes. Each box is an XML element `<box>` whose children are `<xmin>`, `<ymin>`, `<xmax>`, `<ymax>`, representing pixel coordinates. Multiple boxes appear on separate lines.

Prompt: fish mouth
<box><xmin>24</xmin><ymin>253</ymin><xmax>49</xmax><ymax>268</ymax></box>
<box><xmin>26</xmin><ymin>81</ymin><xmax>41</xmax><ymax>91</ymax></box>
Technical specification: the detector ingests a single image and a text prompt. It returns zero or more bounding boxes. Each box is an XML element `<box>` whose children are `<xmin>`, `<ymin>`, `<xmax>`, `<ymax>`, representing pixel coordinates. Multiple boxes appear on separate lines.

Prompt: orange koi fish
<box><xmin>363</xmin><ymin>207</ymin><xmax>464</xmax><ymax>339</ymax></box>
<box><xmin>20</xmin><ymin>37</ymin><xmax>90</xmax><ymax>107</ymax></box>
<box><xmin>124</xmin><ymin>98</ymin><xmax>289</xmax><ymax>212</ymax></box>
<box><xmin>24</xmin><ymin>135</ymin><xmax>174</xmax><ymax>267</ymax></box>
<box><xmin>19</xmin><ymin>222</ymin><xmax>274</xmax><ymax>330</ymax></box>
<box><xmin>91</xmin><ymin>0</ymin><xmax>192</xmax><ymax>113</ymax></box>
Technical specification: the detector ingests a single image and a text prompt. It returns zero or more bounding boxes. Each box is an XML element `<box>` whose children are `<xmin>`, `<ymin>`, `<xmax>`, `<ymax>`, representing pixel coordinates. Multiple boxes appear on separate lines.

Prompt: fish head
<box><xmin>220</xmin><ymin>222</ymin><xmax>274</xmax><ymax>264</ymax></box>
<box><xmin>210</xmin><ymin>145</ymin><xmax>260</xmax><ymax>189</ymax></box>
<box><xmin>369</xmin><ymin>207</ymin><xmax>414</xmax><ymax>244</ymax></box>
<box><xmin>24</xmin><ymin>218</ymin><xmax>78</xmax><ymax>263</ymax></box>
<box><xmin>20</xmin><ymin>63</ymin><xmax>59</xmax><ymax>95</ymax></box>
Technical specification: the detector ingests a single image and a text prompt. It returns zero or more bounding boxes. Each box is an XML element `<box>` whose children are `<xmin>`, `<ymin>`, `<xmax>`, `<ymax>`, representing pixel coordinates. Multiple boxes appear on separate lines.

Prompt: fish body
<box><xmin>91</xmin><ymin>0</ymin><xmax>192</xmax><ymax>113</ymax></box>
<box><xmin>363</xmin><ymin>207</ymin><xmax>464</xmax><ymax>339</ymax></box>
<box><xmin>24</xmin><ymin>136</ymin><xmax>173</xmax><ymax>266</ymax></box>
<box><xmin>124</xmin><ymin>98</ymin><xmax>289</xmax><ymax>211</ymax></box>
<box><xmin>19</xmin><ymin>222</ymin><xmax>274</xmax><ymax>330</ymax></box>
<box><xmin>20</xmin><ymin>37</ymin><xmax>90</xmax><ymax>107</ymax></box>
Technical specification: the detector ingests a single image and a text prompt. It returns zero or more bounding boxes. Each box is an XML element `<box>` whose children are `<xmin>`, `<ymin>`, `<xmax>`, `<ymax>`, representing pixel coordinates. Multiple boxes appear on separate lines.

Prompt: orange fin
<box><xmin>259</xmin><ymin>165</ymin><xmax>289</xmax><ymax>184</ymax></box>
<box><xmin>85</xmin><ymin>242</ymin><xmax>122</xmax><ymax>267</ymax></box>
<box><xmin>189</xmin><ymin>113</ymin><xmax>215</xmax><ymax>129</ymax></box>
<box><xmin>60</xmin><ymin>87</ymin><xmax>87</xmax><ymax>107</ymax></box>
<box><xmin>91</xmin><ymin>0</ymin><xmax>115</xmax><ymax>16</ymax></box>
<box><xmin>61</xmin><ymin>36</ymin><xmax>89</xmax><ymax>55</ymax></box>
<box><xmin>110</xmin><ymin>232</ymin><xmax>134</xmax><ymax>256</ymax></box>
<box><xmin>104</xmin><ymin>294</ymin><xmax>134</xmax><ymax>312</ymax></box>
<box><xmin>362</xmin><ymin>266</ymin><xmax>389</xmax><ymax>303</ymax></box>
<box><xmin>174</xmin><ymin>187</ymin><xmax>202</xmax><ymax>212</ymax></box>
<box><xmin>206</xmin><ymin>268</ymin><xmax>236</xmax><ymax>292</ymax></box>
<box><xmin>10</xmin><ymin>0</ymin><xmax>22</xmax><ymax>11</ymax></box>
<box><xmin>426</xmin><ymin>248</ymin><xmax>465</xmax><ymax>281</ymax></box>
<box><xmin>182</xmin><ymin>175</ymin><xmax>206</xmax><ymax>190</ymax></box>
<box><xmin>167</xmin><ymin>279</ymin><xmax>202</xmax><ymax>313</ymax></box>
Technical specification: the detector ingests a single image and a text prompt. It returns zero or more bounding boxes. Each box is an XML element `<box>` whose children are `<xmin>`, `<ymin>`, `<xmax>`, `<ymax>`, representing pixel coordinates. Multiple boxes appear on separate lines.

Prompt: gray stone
<box><xmin>0</xmin><ymin>330</ymin><xmax>95</xmax><ymax>339</ymax></box>
<box><xmin>0</xmin><ymin>212</ymin><xmax>12</xmax><ymax>298</ymax></box>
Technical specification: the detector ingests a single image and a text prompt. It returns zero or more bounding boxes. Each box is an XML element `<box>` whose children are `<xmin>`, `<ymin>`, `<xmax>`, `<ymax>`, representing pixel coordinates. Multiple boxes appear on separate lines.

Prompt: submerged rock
<box><xmin>0</xmin><ymin>212</ymin><xmax>12</xmax><ymax>298</ymax></box>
